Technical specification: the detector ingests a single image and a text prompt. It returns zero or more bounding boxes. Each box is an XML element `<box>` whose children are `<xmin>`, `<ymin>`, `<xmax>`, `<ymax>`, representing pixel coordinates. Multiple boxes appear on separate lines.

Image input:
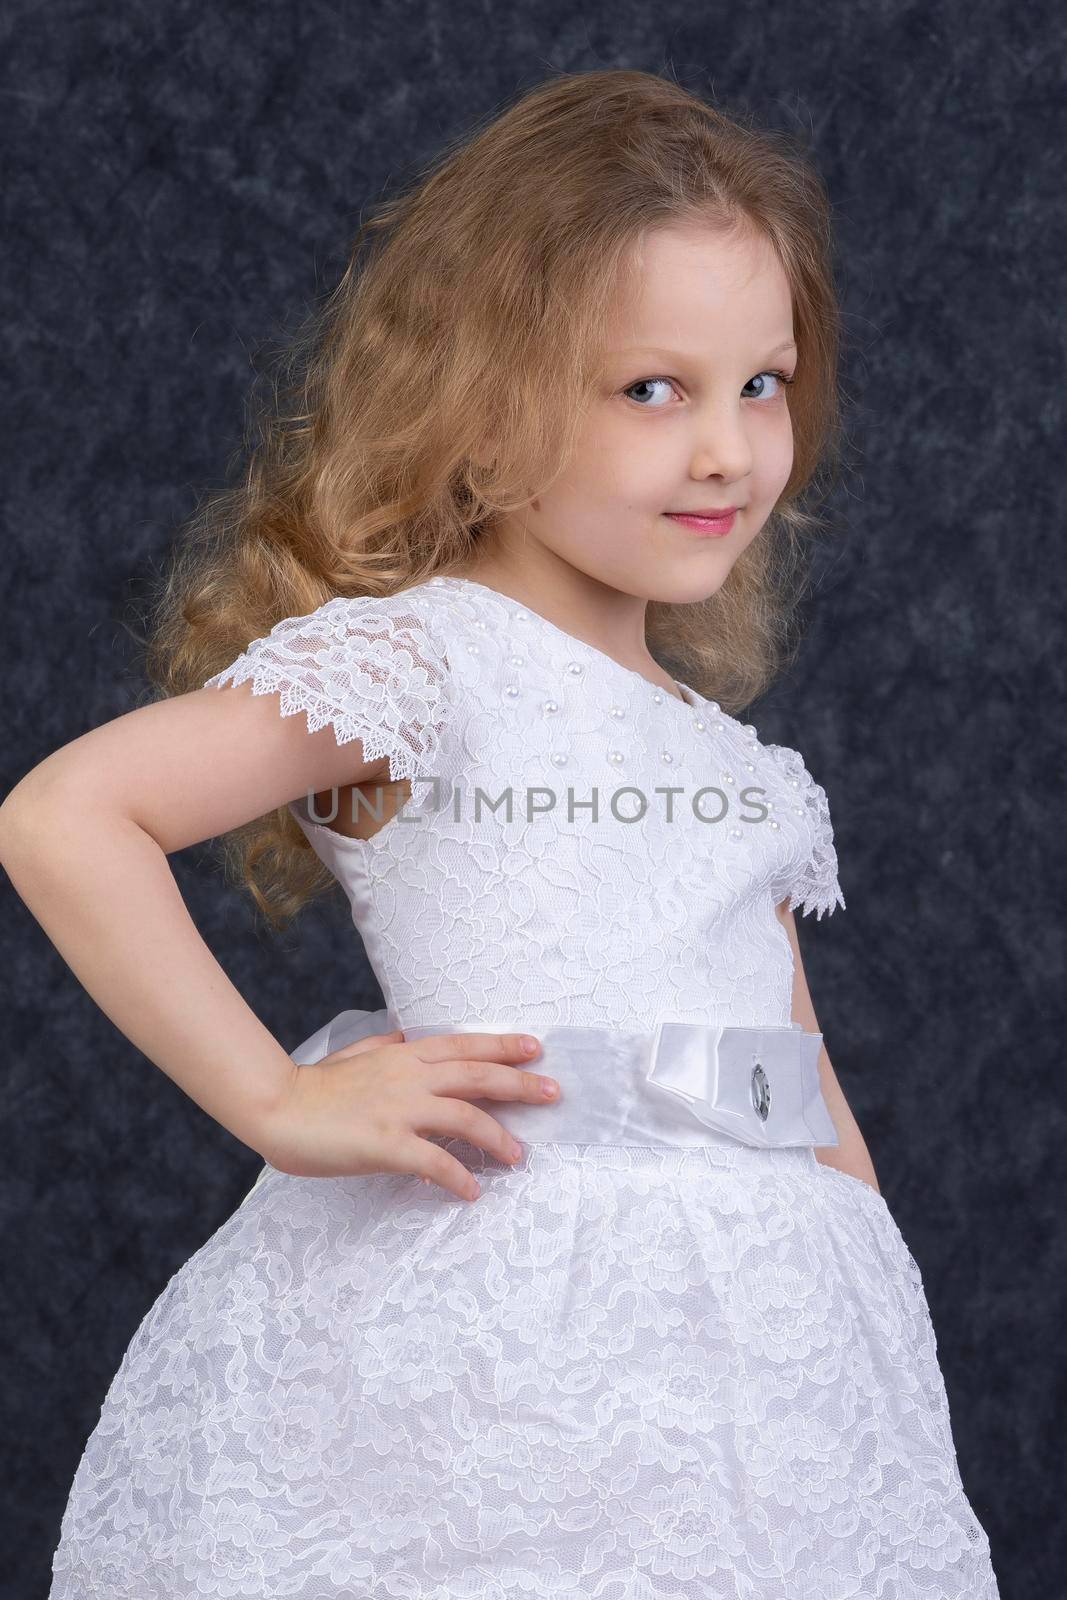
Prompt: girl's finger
<box><xmin>408</xmin><ymin>1031</ymin><xmax>542</xmax><ymax>1067</ymax></box>
<box><xmin>322</xmin><ymin>1029</ymin><xmax>406</xmax><ymax>1061</ymax></box>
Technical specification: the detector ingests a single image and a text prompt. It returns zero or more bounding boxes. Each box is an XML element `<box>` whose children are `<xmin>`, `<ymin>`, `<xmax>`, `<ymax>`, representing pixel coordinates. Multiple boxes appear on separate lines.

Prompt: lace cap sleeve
<box><xmin>765</xmin><ymin>743</ymin><xmax>846</xmax><ymax>920</ymax></box>
<box><xmin>202</xmin><ymin>592</ymin><xmax>451</xmax><ymax>781</ymax></box>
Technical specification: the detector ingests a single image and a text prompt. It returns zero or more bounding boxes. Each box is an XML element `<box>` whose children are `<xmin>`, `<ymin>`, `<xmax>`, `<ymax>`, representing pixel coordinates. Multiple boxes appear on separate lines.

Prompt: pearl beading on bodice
<box><xmin>204</xmin><ymin>574</ymin><xmax>845</xmax><ymax>1032</ymax></box>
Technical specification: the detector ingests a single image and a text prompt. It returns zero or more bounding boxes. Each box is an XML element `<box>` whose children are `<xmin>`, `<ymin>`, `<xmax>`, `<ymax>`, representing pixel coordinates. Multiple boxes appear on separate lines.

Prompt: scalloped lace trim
<box><xmin>202</xmin><ymin>595</ymin><xmax>451</xmax><ymax>784</ymax></box>
<box><xmin>765</xmin><ymin>742</ymin><xmax>846</xmax><ymax>920</ymax></box>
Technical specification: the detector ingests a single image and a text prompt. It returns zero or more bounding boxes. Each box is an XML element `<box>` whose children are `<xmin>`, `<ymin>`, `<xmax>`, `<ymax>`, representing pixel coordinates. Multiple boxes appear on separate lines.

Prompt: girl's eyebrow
<box><xmin>608</xmin><ymin>338</ymin><xmax>798</xmax><ymax>361</ymax></box>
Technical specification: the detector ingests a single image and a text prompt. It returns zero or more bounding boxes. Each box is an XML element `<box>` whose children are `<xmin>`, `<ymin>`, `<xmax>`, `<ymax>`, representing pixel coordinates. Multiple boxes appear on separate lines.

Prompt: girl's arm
<box><xmin>0</xmin><ymin>682</ymin><xmax>400</xmax><ymax>1158</ymax></box>
<box><xmin>775</xmin><ymin>899</ymin><xmax>880</xmax><ymax>1193</ymax></box>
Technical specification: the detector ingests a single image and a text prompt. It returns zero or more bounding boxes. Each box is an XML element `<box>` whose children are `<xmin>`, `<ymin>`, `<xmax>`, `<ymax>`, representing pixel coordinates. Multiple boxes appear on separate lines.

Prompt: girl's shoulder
<box><xmin>202</xmin><ymin>584</ymin><xmax>462</xmax><ymax>782</ymax></box>
<box><xmin>203</xmin><ymin>584</ymin><xmax>455</xmax><ymax>680</ymax></box>
<box><xmin>756</xmin><ymin>736</ymin><xmax>846</xmax><ymax>920</ymax></box>
<box><xmin>200</xmin><ymin>575</ymin><xmax>529</xmax><ymax>752</ymax></box>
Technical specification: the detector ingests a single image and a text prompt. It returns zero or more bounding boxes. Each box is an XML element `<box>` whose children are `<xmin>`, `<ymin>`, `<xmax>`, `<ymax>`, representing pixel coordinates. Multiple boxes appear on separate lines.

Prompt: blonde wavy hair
<box><xmin>139</xmin><ymin>67</ymin><xmax>847</xmax><ymax>930</ymax></box>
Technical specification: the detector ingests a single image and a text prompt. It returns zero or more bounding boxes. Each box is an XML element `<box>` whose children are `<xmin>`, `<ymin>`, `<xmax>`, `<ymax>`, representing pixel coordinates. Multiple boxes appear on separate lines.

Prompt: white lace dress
<box><xmin>49</xmin><ymin>574</ymin><xmax>1000</xmax><ymax>1598</ymax></box>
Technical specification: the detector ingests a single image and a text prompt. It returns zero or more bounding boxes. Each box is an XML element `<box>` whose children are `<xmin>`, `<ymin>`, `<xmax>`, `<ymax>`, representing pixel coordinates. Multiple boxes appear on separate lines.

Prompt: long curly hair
<box><xmin>140</xmin><ymin>67</ymin><xmax>847</xmax><ymax>930</ymax></box>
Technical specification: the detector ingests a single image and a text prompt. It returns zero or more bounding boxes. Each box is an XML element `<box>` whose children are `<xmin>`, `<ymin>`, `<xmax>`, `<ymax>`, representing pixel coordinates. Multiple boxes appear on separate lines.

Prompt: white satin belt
<box><xmin>283</xmin><ymin>1007</ymin><xmax>840</xmax><ymax>1153</ymax></box>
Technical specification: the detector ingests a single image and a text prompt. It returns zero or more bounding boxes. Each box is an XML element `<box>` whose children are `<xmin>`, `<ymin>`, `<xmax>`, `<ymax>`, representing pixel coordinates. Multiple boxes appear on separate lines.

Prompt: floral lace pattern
<box><xmin>51</xmin><ymin>1144</ymin><xmax>998</xmax><ymax>1596</ymax></box>
<box><xmin>202</xmin><ymin>576</ymin><xmax>846</xmax><ymax>1032</ymax></box>
<box><xmin>763</xmin><ymin>742</ymin><xmax>846</xmax><ymax>920</ymax></box>
<box><xmin>49</xmin><ymin>575</ymin><xmax>999</xmax><ymax>1596</ymax></box>
<box><xmin>202</xmin><ymin>592</ymin><xmax>453</xmax><ymax>782</ymax></box>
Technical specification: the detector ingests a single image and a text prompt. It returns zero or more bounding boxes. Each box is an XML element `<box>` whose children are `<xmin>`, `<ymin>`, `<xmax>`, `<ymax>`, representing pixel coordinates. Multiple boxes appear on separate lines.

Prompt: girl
<box><xmin>4</xmin><ymin>68</ymin><xmax>999</xmax><ymax>1598</ymax></box>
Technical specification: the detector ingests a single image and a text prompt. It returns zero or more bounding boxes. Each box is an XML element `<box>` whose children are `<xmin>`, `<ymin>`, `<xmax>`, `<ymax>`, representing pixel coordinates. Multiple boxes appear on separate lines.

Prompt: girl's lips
<box><xmin>664</xmin><ymin>510</ymin><xmax>737</xmax><ymax>536</ymax></box>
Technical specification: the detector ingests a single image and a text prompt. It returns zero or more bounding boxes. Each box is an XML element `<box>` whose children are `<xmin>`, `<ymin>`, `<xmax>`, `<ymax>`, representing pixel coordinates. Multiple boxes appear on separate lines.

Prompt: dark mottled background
<box><xmin>2</xmin><ymin>1</ymin><xmax>1062</xmax><ymax>1594</ymax></box>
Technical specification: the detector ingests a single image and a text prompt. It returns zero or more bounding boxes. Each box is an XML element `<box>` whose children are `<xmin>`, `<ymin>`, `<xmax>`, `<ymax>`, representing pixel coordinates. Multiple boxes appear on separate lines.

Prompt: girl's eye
<box><xmin>744</xmin><ymin>369</ymin><xmax>797</xmax><ymax>401</ymax></box>
<box><xmin>622</xmin><ymin>376</ymin><xmax>676</xmax><ymax>407</ymax></box>
<box><xmin>622</xmin><ymin>370</ymin><xmax>797</xmax><ymax>407</ymax></box>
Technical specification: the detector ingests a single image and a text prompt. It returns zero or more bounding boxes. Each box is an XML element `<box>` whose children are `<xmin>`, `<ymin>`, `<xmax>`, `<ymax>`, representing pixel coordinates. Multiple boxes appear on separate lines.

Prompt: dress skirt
<box><xmin>49</xmin><ymin>1017</ymin><xmax>1001</xmax><ymax>1599</ymax></box>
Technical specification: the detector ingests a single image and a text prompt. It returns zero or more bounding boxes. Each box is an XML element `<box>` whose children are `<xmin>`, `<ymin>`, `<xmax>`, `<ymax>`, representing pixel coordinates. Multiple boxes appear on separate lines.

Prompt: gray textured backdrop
<box><xmin>2</xmin><ymin>2</ymin><xmax>1063</xmax><ymax>1595</ymax></box>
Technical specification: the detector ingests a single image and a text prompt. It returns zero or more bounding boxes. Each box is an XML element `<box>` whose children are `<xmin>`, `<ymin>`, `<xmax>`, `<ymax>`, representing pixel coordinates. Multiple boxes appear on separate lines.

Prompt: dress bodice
<box><xmin>204</xmin><ymin>574</ymin><xmax>845</xmax><ymax>1031</ymax></box>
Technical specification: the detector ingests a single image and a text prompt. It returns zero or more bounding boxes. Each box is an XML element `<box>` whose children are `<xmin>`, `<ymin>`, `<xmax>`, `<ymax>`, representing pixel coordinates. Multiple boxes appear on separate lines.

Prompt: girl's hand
<box><xmin>258</xmin><ymin>1030</ymin><xmax>559</xmax><ymax>1200</ymax></box>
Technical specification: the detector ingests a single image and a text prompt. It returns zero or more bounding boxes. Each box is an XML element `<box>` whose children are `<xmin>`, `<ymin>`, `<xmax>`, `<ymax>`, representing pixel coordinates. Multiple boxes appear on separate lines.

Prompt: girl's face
<box><xmin>500</xmin><ymin>220</ymin><xmax>797</xmax><ymax>607</ymax></box>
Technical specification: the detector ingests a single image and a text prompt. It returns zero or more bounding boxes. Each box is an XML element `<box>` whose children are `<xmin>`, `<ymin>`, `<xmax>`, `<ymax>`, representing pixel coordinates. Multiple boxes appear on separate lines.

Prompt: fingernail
<box><xmin>521</xmin><ymin>1036</ymin><xmax>539</xmax><ymax>1053</ymax></box>
<box><xmin>542</xmin><ymin>1079</ymin><xmax>558</xmax><ymax>1097</ymax></box>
